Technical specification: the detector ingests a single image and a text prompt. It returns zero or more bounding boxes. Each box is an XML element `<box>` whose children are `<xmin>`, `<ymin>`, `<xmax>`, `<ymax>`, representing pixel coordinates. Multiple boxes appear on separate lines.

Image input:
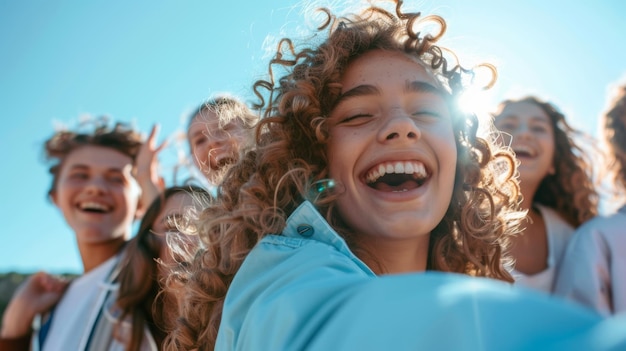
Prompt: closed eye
<box><xmin>412</xmin><ymin>110</ymin><xmax>442</xmax><ymax>118</ymax></box>
<box><xmin>496</xmin><ymin>121</ymin><xmax>517</xmax><ymax>132</ymax></box>
<box><xmin>531</xmin><ymin>125</ymin><xmax>549</xmax><ymax>133</ymax></box>
<box><xmin>108</xmin><ymin>175</ymin><xmax>125</xmax><ymax>184</ymax></box>
<box><xmin>69</xmin><ymin>171</ymin><xmax>89</xmax><ymax>180</ymax></box>
<box><xmin>341</xmin><ymin>113</ymin><xmax>373</xmax><ymax>123</ymax></box>
<box><xmin>192</xmin><ymin>137</ymin><xmax>207</xmax><ymax>147</ymax></box>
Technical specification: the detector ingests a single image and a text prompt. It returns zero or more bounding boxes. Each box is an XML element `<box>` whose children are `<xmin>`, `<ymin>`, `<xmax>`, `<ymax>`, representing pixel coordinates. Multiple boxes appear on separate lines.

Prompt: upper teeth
<box><xmin>80</xmin><ymin>202</ymin><xmax>109</xmax><ymax>211</ymax></box>
<box><xmin>513</xmin><ymin>145</ymin><xmax>534</xmax><ymax>156</ymax></box>
<box><xmin>365</xmin><ymin>161</ymin><xmax>427</xmax><ymax>183</ymax></box>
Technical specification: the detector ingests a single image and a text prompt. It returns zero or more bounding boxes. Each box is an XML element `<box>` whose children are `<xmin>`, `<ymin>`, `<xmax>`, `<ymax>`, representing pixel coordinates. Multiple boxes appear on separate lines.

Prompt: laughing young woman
<box><xmin>493</xmin><ymin>97</ymin><xmax>598</xmax><ymax>293</ymax></box>
<box><xmin>165</xmin><ymin>2</ymin><xmax>625</xmax><ymax>350</ymax></box>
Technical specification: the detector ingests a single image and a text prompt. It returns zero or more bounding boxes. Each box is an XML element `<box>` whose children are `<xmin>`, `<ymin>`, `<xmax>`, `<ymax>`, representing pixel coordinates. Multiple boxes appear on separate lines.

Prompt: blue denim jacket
<box><xmin>215</xmin><ymin>201</ymin><xmax>626</xmax><ymax>351</ymax></box>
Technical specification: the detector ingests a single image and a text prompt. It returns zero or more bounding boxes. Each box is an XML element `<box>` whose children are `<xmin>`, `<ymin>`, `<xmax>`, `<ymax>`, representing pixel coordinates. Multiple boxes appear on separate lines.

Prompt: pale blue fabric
<box><xmin>215</xmin><ymin>201</ymin><xmax>626</xmax><ymax>351</ymax></box>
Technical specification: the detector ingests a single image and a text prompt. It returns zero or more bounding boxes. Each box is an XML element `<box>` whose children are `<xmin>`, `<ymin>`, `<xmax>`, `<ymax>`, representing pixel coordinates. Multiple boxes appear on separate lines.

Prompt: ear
<box><xmin>156</xmin><ymin>175</ymin><xmax>166</xmax><ymax>192</ymax></box>
<box><xmin>134</xmin><ymin>196</ymin><xmax>147</xmax><ymax>220</ymax></box>
<box><xmin>49</xmin><ymin>191</ymin><xmax>59</xmax><ymax>207</ymax></box>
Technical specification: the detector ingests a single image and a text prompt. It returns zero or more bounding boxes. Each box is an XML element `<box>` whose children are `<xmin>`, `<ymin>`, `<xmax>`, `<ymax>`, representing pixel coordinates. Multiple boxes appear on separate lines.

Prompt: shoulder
<box><xmin>230</xmin><ymin>233</ymin><xmax>373</xmax><ymax>300</ymax></box>
<box><xmin>567</xmin><ymin>211</ymin><xmax>626</xmax><ymax>253</ymax></box>
<box><xmin>217</xmin><ymin>203</ymin><xmax>376</xmax><ymax>350</ymax></box>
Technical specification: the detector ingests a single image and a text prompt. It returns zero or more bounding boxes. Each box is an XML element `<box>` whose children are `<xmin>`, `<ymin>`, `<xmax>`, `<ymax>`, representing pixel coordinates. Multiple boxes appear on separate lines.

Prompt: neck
<box><xmin>359</xmin><ymin>235</ymin><xmax>430</xmax><ymax>275</ymax></box>
<box><xmin>519</xmin><ymin>181</ymin><xmax>540</xmax><ymax>211</ymax></box>
<box><xmin>78</xmin><ymin>238</ymin><xmax>126</xmax><ymax>273</ymax></box>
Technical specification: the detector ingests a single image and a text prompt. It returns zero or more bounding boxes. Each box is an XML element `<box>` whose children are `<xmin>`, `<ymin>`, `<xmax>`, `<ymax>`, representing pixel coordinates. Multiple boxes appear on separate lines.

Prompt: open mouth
<box><xmin>211</xmin><ymin>156</ymin><xmax>237</xmax><ymax>170</ymax></box>
<box><xmin>78</xmin><ymin>201</ymin><xmax>111</xmax><ymax>214</ymax></box>
<box><xmin>364</xmin><ymin>161</ymin><xmax>429</xmax><ymax>192</ymax></box>
<box><xmin>513</xmin><ymin>145</ymin><xmax>535</xmax><ymax>158</ymax></box>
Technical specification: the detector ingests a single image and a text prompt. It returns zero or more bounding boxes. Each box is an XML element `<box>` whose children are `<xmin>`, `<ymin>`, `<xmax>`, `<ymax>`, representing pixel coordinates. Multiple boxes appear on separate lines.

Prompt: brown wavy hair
<box><xmin>165</xmin><ymin>2</ymin><xmax>523</xmax><ymax>350</ymax></box>
<box><xmin>494</xmin><ymin>96</ymin><xmax>599</xmax><ymax>226</ymax></box>
<box><xmin>116</xmin><ymin>185</ymin><xmax>211</xmax><ymax>351</ymax></box>
<box><xmin>44</xmin><ymin>117</ymin><xmax>144</xmax><ymax>198</ymax></box>
<box><xmin>602</xmin><ymin>85</ymin><xmax>626</xmax><ymax>195</ymax></box>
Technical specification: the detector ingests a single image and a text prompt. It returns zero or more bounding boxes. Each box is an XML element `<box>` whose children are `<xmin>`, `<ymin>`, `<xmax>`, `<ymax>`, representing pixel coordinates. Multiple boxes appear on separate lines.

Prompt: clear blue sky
<box><xmin>1</xmin><ymin>0</ymin><xmax>624</xmax><ymax>274</ymax></box>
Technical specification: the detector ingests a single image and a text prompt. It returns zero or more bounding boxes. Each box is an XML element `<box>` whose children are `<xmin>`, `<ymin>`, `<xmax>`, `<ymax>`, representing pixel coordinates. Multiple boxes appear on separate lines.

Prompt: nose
<box><xmin>378</xmin><ymin>112</ymin><xmax>421</xmax><ymax>144</ymax></box>
<box><xmin>206</xmin><ymin>130</ymin><xmax>230</xmax><ymax>151</ymax></box>
<box><xmin>84</xmin><ymin>176</ymin><xmax>108</xmax><ymax>194</ymax></box>
<box><xmin>513</xmin><ymin>123</ymin><xmax>533</xmax><ymax>141</ymax></box>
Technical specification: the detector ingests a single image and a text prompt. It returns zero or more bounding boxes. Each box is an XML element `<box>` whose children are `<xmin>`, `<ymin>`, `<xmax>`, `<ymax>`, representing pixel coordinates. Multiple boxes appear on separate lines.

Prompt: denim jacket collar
<box><xmin>282</xmin><ymin>201</ymin><xmax>375</xmax><ymax>276</ymax></box>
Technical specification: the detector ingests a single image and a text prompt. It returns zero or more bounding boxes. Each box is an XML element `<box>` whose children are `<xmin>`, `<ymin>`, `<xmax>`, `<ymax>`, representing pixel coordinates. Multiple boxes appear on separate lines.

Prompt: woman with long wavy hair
<box><xmin>114</xmin><ymin>185</ymin><xmax>210</xmax><ymax>350</ymax></box>
<box><xmin>493</xmin><ymin>96</ymin><xmax>598</xmax><ymax>293</ymax></box>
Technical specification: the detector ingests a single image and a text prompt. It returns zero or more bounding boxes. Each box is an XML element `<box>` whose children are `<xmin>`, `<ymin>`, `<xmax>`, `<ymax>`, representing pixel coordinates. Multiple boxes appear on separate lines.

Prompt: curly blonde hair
<box><xmin>165</xmin><ymin>2</ymin><xmax>523</xmax><ymax>350</ymax></box>
<box><xmin>494</xmin><ymin>96</ymin><xmax>599</xmax><ymax>226</ymax></box>
<box><xmin>602</xmin><ymin>85</ymin><xmax>626</xmax><ymax>196</ymax></box>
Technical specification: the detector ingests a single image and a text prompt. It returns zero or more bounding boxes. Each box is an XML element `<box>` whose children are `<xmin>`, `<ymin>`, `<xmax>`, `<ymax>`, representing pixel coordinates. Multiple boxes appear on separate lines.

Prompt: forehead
<box><xmin>156</xmin><ymin>193</ymin><xmax>195</xmax><ymax>219</ymax></box>
<box><xmin>341</xmin><ymin>50</ymin><xmax>442</xmax><ymax>91</ymax></box>
<box><xmin>497</xmin><ymin>101</ymin><xmax>550</xmax><ymax>123</ymax></box>
<box><xmin>164</xmin><ymin>193</ymin><xmax>194</xmax><ymax>211</ymax></box>
<box><xmin>188</xmin><ymin>109</ymin><xmax>244</xmax><ymax>135</ymax></box>
<box><xmin>61</xmin><ymin>145</ymin><xmax>134</xmax><ymax>172</ymax></box>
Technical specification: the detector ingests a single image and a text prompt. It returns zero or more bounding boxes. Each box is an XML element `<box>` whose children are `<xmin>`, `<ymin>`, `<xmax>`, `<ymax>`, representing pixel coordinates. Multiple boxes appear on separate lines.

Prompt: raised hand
<box><xmin>135</xmin><ymin>124</ymin><xmax>167</xmax><ymax>217</ymax></box>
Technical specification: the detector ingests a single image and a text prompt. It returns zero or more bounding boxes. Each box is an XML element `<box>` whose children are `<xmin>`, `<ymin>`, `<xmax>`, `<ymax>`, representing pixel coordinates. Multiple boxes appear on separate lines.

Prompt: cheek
<box><xmin>432</xmin><ymin>126</ymin><xmax>457</xmax><ymax>157</ymax></box>
<box><xmin>194</xmin><ymin>144</ymin><xmax>207</xmax><ymax>157</ymax></box>
<box><xmin>225</xmin><ymin>138</ymin><xmax>239</xmax><ymax>153</ymax></box>
<box><xmin>52</xmin><ymin>183</ymin><xmax>75</xmax><ymax>207</ymax></box>
<box><xmin>326</xmin><ymin>145</ymin><xmax>347</xmax><ymax>179</ymax></box>
<box><xmin>121</xmin><ymin>189</ymin><xmax>140</xmax><ymax>213</ymax></box>
<box><xmin>194</xmin><ymin>146</ymin><xmax>212</xmax><ymax>166</ymax></box>
<box><xmin>327</xmin><ymin>131</ymin><xmax>359</xmax><ymax>174</ymax></box>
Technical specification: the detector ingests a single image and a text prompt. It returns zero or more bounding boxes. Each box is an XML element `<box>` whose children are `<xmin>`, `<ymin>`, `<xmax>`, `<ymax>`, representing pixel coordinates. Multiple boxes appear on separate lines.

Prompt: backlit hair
<box><xmin>165</xmin><ymin>2</ymin><xmax>523</xmax><ymax>349</ymax></box>
<box><xmin>115</xmin><ymin>185</ymin><xmax>211</xmax><ymax>351</ymax></box>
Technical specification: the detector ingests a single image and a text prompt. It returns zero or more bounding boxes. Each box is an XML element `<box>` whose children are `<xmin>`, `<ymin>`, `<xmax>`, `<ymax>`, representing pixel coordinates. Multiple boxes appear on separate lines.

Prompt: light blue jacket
<box><xmin>216</xmin><ymin>201</ymin><xmax>626</xmax><ymax>351</ymax></box>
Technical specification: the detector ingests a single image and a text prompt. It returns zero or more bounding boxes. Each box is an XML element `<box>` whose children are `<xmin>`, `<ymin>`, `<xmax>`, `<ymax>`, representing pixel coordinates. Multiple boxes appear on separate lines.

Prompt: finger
<box><xmin>148</xmin><ymin>124</ymin><xmax>161</xmax><ymax>145</ymax></box>
<box><xmin>155</xmin><ymin>139</ymin><xmax>168</xmax><ymax>154</ymax></box>
<box><xmin>40</xmin><ymin>274</ymin><xmax>68</xmax><ymax>291</ymax></box>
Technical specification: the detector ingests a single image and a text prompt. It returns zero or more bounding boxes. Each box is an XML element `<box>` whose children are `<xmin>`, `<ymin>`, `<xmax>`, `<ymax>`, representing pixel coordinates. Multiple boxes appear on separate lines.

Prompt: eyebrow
<box><xmin>405</xmin><ymin>81</ymin><xmax>446</xmax><ymax>97</ymax></box>
<box><xmin>190</xmin><ymin>129</ymin><xmax>206</xmax><ymax>139</ymax></box>
<box><xmin>335</xmin><ymin>85</ymin><xmax>380</xmax><ymax>105</ymax></box>
<box><xmin>68</xmin><ymin>164</ymin><xmax>127</xmax><ymax>175</ymax></box>
<box><xmin>335</xmin><ymin>80</ymin><xmax>445</xmax><ymax>106</ymax></box>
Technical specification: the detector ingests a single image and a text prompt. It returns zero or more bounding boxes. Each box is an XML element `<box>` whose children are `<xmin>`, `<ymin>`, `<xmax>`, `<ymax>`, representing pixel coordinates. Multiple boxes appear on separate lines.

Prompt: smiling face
<box><xmin>327</xmin><ymin>50</ymin><xmax>457</xmax><ymax>252</ymax></box>
<box><xmin>187</xmin><ymin>110</ymin><xmax>249</xmax><ymax>184</ymax></box>
<box><xmin>51</xmin><ymin>145</ymin><xmax>141</xmax><ymax>245</ymax></box>
<box><xmin>494</xmin><ymin>101</ymin><xmax>556</xmax><ymax>192</ymax></box>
